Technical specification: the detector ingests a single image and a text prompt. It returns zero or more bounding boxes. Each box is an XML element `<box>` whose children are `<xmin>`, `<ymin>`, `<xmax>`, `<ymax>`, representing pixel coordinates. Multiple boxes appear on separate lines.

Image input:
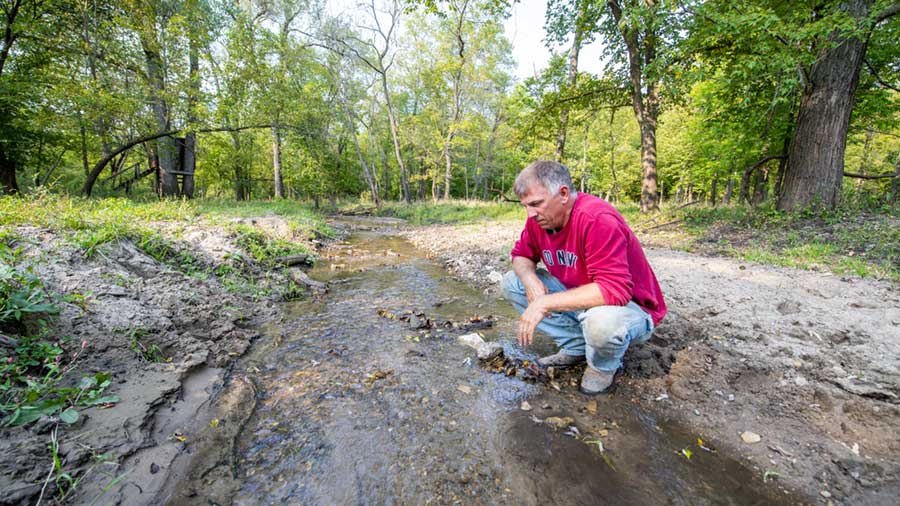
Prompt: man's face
<box><xmin>519</xmin><ymin>182</ymin><xmax>571</xmax><ymax>230</ymax></box>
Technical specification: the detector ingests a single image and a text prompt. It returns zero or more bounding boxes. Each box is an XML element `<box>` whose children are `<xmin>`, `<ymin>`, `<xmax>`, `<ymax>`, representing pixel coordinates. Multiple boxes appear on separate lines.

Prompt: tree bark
<box><xmin>140</xmin><ymin>31</ymin><xmax>179</xmax><ymax>197</ymax></box>
<box><xmin>608</xmin><ymin>0</ymin><xmax>659</xmax><ymax>213</ymax></box>
<box><xmin>271</xmin><ymin>125</ymin><xmax>284</xmax><ymax>198</ymax></box>
<box><xmin>608</xmin><ymin>108</ymin><xmax>619</xmax><ymax>202</ymax></box>
<box><xmin>555</xmin><ymin>0</ymin><xmax>586</xmax><ymax>162</ymax></box>
<box><xmin>443</xmin><ymin>0</ymin><xmax>469</xmax><ymax>200</ymax></box>
<box><xmin>777</xmin><ymin>0</ymin><xmax>872</xmax><ymax>212</ymax></box>
<box><xmin>892</xmin><ymin>152</ymin><xmax>900</xmax><ymax>202</ymax></box>
<box><xmin>183</xmin><ymin>2</ymin><xmax>200</xmax><ymax>199</ymax></box>
<box><xmin>710</xmin><ymin>177</ymin><xmax>718</xmax><ymax>206</ymax></box>
<box><xmin>0</xmin><ymin>144</ymin><xmax>18</xmax><ymax>195</ymax></box>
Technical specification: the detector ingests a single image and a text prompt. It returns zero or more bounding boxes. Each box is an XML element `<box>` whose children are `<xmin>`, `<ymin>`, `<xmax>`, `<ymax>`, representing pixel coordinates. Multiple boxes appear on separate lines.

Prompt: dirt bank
<box><xmin>0</xmin><ymin>217</ymin><xmax>316</xmax><ymax>506</ymax></box>
<box><xmin>401</xmin><ymin>220</ymin><xmax>900</xmax><ymax>505</ymax></box>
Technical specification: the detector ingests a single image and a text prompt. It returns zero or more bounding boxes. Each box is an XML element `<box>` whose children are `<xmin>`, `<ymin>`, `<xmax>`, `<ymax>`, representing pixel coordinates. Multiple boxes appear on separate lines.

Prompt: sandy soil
<box><xmin>0</xmin><ymin>218</ymin><xmax>312</xmax><ymax>506</ymax></box>
<box><xmin>401</xmin><ymin>220</ymin><xmax>900</xmax><ymax>505</ymax></box>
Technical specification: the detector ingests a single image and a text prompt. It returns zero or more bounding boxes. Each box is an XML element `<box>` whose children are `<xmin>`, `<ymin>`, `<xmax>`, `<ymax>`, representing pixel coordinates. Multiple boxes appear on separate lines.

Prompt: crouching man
<box><xmin>502</xmin><ymin>160</ymin><xmax>666</xmax><ymax>394</ymax></box>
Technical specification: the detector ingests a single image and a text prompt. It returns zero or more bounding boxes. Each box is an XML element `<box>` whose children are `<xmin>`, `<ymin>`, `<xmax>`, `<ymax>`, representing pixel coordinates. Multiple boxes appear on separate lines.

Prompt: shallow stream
<box><xmin>229</xmin><ymin>217</ymin><xmax>804</xmax><ymax>506</ymax></box>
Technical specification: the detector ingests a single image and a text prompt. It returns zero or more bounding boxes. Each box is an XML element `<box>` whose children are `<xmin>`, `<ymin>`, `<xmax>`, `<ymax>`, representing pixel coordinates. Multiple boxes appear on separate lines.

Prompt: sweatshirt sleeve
<box><xmin>583</xmin><ymin>214</ymin><xmax>633</xmax><ymax>306</ymax></box>
<box><xmin>510</xmin><ymin>221</ymin><xmax>540</xmax><ymax>263</ymax></box>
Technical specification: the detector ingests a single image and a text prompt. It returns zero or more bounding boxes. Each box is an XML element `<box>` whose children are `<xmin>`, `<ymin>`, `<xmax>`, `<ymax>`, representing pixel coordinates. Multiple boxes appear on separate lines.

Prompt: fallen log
<box><xmin>276</xmin><ymin>254</ymin><xmax>312</xmax><ymax>266</ymax></box>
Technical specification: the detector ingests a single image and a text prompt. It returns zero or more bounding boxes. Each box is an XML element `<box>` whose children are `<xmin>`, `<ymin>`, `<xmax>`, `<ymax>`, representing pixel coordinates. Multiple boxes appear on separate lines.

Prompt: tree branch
<box><xmin>843</xmin><ymin>171</ymin><xmax>898</xmax><ymax>179</ymax></box>
<box><xmin>864</xmin><ymin>57</ymin><xmax>900</xmax><ymax>92</ymax></box>
<box><xmin>874</xmin><ymin>4</ymin><xmax>900</xmax><ymax>24</ymax></box>
<box><xmin>82</xmin><ymin>124</ymin><xmax>275</xmax><ymax>196</ymax></box>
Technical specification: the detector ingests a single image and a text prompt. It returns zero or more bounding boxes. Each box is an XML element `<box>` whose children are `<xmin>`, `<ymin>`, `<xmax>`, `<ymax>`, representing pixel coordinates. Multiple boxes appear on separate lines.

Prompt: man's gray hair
<box><xmin>513</xmin><ymin>160</ymin><xmax>574</xmax><ymax>197</ymax></box>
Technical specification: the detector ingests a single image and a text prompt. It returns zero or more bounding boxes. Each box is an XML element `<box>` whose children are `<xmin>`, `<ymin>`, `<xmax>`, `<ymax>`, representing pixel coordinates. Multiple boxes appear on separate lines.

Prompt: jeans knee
<box><xmin>581</xmin><ymin>306</ymin><xmax>628</xmax><ymax>349</ymax></box>
<box><xmin>501</xmin><ymin>270</ymin><xmax>522</xmax><ymax>298</ymax></box>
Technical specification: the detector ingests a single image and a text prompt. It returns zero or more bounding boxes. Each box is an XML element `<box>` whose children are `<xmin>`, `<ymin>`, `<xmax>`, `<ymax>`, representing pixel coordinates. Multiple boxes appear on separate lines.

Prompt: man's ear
<box><xmin>558</xmin><ymin>185</ymin><xmax>570</xmax><ymax>202</ymax></box>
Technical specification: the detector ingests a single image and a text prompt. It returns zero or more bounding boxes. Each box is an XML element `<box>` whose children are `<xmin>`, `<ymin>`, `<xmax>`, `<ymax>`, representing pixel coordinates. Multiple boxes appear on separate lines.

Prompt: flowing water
<box><xmin>229</xmin><ymin>218</ymin><xmax>805</xmax><ymax>506</ymax></box>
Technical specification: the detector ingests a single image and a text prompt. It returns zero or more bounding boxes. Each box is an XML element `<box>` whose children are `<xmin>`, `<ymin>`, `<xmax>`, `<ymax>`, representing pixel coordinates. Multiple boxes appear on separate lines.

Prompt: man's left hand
<box><xmin>518</xmin><ymin>296</ymin><xmax>550</xmax><ymax>347</ymax></box>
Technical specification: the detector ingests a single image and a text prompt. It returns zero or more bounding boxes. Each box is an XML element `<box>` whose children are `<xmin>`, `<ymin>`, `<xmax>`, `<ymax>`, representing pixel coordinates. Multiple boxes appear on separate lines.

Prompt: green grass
<box><xmin>369</xmin><ymin>199</ymin><xmax>525</xmax><ymax>225</ymax></box>
<box><xmin>663</xmin><ymin>201</ymin><xmax>900</xmax><ymax>281</ymax></box>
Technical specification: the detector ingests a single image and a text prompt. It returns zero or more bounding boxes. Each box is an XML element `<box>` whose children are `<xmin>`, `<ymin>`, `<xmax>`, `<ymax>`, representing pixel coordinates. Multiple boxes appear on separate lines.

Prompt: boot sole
<box><xmin>579</xmin><ymin>369</ymin><xmax>619</xmax><ymax>396</ymax></box>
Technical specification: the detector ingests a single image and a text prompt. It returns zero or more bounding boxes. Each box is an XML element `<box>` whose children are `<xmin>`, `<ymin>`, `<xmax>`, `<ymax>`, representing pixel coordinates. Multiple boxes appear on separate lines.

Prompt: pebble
<box><xmin>520</xmin><ymin>401</ymin><xmax>532</xmax><ymax>411</ymax></box>
<box><xmin>741</xmin><ymin>431</ymin><xmax>762</xmax><ymax>444</ymax></box>
<box><xmin>820</xmin><ymin>490</ymin><xmax>831</xmax><ymax>498</ymax></box>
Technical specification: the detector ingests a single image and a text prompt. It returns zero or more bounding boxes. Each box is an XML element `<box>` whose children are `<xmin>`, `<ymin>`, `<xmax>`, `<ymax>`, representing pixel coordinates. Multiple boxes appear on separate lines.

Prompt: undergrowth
<box><xmin>366</xmin><ymin>199</ymin><xmax>524</xmax><ymax>225</ymax></box>
<box><xmin>670</xmin><ymin>202</ymin><xmax>900</xmax><ymax>280</ymax></box>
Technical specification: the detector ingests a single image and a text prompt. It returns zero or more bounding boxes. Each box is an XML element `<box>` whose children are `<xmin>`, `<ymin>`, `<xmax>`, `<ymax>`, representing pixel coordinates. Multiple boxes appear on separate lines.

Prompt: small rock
<box><xmin>654</xmin><ymin>393</ymin><xmax>669</xmax><ymax>401</ymax></box>
<box><xmin>820</xmin><ymin>490</ymin><xmax>831</xmax><ymax>498</ymax></box>
<box><xmin>150</xmin><ymin>462</ymin><xmax>160</xmax><ymax>474</ymax></box>
<box><xmin>457</xmin><ymin>384</ymin><xmax>473</xmax><ymax>394</ymax></box>
<box><xmin>544</xmin><ymin>416</ymin><xmax>575</xmax><ymax>430</ymax></box>
<box><xmin>727</xmin><ymin>394</ymin><xmax>735</xmax><ymax>402</ymax></box>
<box><xmin>584</xmin><ymin>400</ymin><xmax>598</xmax><ymax>415</ymax></box>
<box><xmin>476</xmin><ymin>342</ymin><xmax>503</xmax><ymax>361</ymax></box>
<box><xmin>794</xmin><ymin>375</ymin><xmax>809</xmax><ymax>387</ymax></box>
<box><xmin>520</xmin><ymin>401</ymin><xmax>532</xmax><ymax>411</ymax></box>
<box><xmin>542</xmin><ymin>403</ymin><xmax>552</xmax><ymax>409</ymax></box>
<box><xmin>693</xmin><ymin>409</ymin><xmax>701</xmax><ymax>416</ymax></box>
<box><xmin>458</xmin><ymin>333</ymin><xmax>485</xmax><ymax>350</ymax></box>
<box><xmin>741</xmin><ymin>431</ymin><xmax>762</xmax><ymax>444</ymax></box>
<box><xmin>487</xmin><ymin>270</ymin><xmax>504</xmax><ymax>284</ymax></box>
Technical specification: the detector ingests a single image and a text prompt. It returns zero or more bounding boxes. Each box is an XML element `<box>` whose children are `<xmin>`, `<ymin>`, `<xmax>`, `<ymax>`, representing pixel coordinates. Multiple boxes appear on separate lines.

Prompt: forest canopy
<box><xmin>0</xmin><ymin>0</ymin><xmax>898</xmax><ymax>213</ymax></box>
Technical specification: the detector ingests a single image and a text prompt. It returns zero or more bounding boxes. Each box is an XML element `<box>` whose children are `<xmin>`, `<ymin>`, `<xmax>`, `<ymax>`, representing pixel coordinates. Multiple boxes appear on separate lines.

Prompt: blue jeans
<box><xmin>501</xmin><ymin>270</ymin><xmax>654</xmax><ymax>373</ymax></box>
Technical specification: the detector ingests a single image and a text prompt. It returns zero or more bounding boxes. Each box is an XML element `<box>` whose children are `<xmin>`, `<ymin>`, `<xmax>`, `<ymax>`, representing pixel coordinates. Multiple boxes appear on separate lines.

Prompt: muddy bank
<box><xmin>401</xmin><ymin>220</ymin><xmax>900</xmax><ymax>505</ymax></box>
<box><xmin>0</xmin><ymin>217</ymin><xmax>315</xmax><ymax>506</ymax></box>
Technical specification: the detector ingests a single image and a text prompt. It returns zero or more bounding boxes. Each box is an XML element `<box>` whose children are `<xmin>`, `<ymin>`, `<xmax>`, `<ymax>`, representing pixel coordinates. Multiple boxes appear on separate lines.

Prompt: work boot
<box><xmin>580</xmin><ymin>367</ymin><xmax>616</xmax><ymax>395</ymax></box>
<box><xmin>537</xmin><ymin>352</ymin><xmax>586</xmax><ymax>367</ymax></box>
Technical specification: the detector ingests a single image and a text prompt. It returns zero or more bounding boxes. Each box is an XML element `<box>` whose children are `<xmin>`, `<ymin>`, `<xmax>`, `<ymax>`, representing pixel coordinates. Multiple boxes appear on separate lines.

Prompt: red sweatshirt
<box><xmin>510</xmin><ymin>193</ymin><xmax>667</xmax><ymax>326</ymax></box>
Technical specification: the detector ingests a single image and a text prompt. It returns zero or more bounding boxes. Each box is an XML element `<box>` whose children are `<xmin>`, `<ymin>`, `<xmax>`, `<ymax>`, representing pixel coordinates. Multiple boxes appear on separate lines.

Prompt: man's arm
<box><xmin>517</xmin><ymin>282</ymin><xmax>605</xmax><ymax>347</ymax></box>
<box><xmin>512</xmin><ymin>255</ymin><xmax>546</xmax><ymax>303</ymax></box>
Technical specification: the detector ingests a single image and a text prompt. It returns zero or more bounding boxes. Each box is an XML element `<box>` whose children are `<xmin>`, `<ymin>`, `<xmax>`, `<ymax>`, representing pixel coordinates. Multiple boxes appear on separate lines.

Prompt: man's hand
<box><xmin>518</xmin><ymin>295</ymin><xmax>550</xmax><ymax>347</ymax></box>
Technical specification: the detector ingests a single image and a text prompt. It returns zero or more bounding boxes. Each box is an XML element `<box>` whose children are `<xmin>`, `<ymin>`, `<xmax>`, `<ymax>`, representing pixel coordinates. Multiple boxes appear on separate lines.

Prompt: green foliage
<box><xmin>373</xmin><ymin>199</ymin><xmax>524</xmax><ymax>224</ymax></box>
<box><xmin>1</xmin><ymin>363</ymin><xmax>119</xmax><ymax>428</ymax></box>
<box><xmin>120</xmin><ymin>327</ymin><xmax>166</xmax><ymax>363</ymax></box>
<box><xmin>0</xmin><ymin>244</ymin><xmax>59</xmax><ymax>324</ymax></box>
<box><xmin>230</xmin><ymin>224</ymin><xmax>311</xmax><ymax>264</ymax></box>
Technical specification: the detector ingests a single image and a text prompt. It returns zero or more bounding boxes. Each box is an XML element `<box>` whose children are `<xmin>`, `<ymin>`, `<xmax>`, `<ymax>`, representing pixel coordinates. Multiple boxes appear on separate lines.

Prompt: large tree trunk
<box><xmin>141</xmin><ymin>35</ymin><xmax>179</xmax><ymax>197</ymax></box>
<box><xmin>608</xmin><ymin>0</ymin><xmax>659</xmax><ymax>213</ymax></box>
<box><xmin>777</xmin><ymin>0</ymin><xmax>871</xmax><ymax>212</ymax></box>
<box><xmin>183</xmin><ymin>5</ymin><xmax>200</xmax><ymax>199</ymax></box>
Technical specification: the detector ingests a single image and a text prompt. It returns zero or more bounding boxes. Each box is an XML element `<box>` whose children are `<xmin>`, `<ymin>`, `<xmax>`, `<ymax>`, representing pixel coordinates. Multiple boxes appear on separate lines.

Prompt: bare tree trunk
<box><xmin>140</xmin><ymin>32</ymin><xmax>179</xmax><ymax>197</ymax></box>
<box><xmin>442</xmin><ymin>0</ymin><xmax>469</xmax><ymax>200</ymax></box>
<box><xmin>481</xmin><ymin>108</ymin><xmax>502</xmax><ymax>200</ymax></box>
<box><xmin>724</xmin><ymin>177</ymin><xmax>734</xmax><ymax>205</ymax></box>
<box><xmin>778</xmin><ymin>0</ymin><xmax>872</xmax><ymax>211</ymax></box>
<box><xmin>183</xmin><ymin>10</ymin><xmax>200</xmax><ymax>199</ymax></box>
<box><xmin>555</xmin><ymin>0</ymin><xmax>586</xmax><ymax>162</ymax></box>
<box><xmin>608</xmin><ymin>108</ymin><xmax>619</xmax><ymax>202</ymax></box>
<box><xmin>608</xmin><ymin>0</ymin><xmax>659</xmax><ymax>213</ymax></box>
<box><xmin>710</xmin><ymin>177</ymin><xmax>718</xmax><ymax>206</ymax></box>
<box><xmin>381</xmin><ymin>74</ymin><xmax>409</xmax><ymax>202</ymax></box>
<box><xmin>272</xmin><ymin>125</ymin><xmax>284</xmax><ymax>198</ymax></box>
<box><xmin>892</xmin><ymin>152</ymin><xmax>900</xmax><ymax>203</ymax></box>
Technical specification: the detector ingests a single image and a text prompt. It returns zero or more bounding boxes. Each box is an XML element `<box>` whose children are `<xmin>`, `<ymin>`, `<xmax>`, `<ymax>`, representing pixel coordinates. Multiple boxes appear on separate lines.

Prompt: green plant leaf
<box><xmin>59</xmin><ymin>408</ymin><xmax>79</xmax><ymax>424</ymax></box>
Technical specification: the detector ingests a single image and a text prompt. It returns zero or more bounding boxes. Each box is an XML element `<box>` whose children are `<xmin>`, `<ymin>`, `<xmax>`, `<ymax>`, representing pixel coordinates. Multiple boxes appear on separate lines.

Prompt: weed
<box><xmin>230</xmin><ymin>224</ymin><xmax>311</xmax><ymax>265</ymax></box>
<box><xmin>120</xmin><ymin>327</ymin><xmax>166</xmax><ymax>363</ymax></box>
<box><xmin>1</xmin><ymin>243</ymin><xmax>59</xmax><ymax>324</ymax></box>
<box><xmin>63</xmin><ymin>291</ymin><xmax>93</xmax><ymax>311</ymax></box>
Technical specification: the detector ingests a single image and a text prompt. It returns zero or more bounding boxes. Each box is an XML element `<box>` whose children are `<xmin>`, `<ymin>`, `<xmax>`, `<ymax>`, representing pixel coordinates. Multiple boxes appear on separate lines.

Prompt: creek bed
<box><xmin>228</xmin><ymin>218</ymin><xmax>805</xmax><ymax>506</ymax></box>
